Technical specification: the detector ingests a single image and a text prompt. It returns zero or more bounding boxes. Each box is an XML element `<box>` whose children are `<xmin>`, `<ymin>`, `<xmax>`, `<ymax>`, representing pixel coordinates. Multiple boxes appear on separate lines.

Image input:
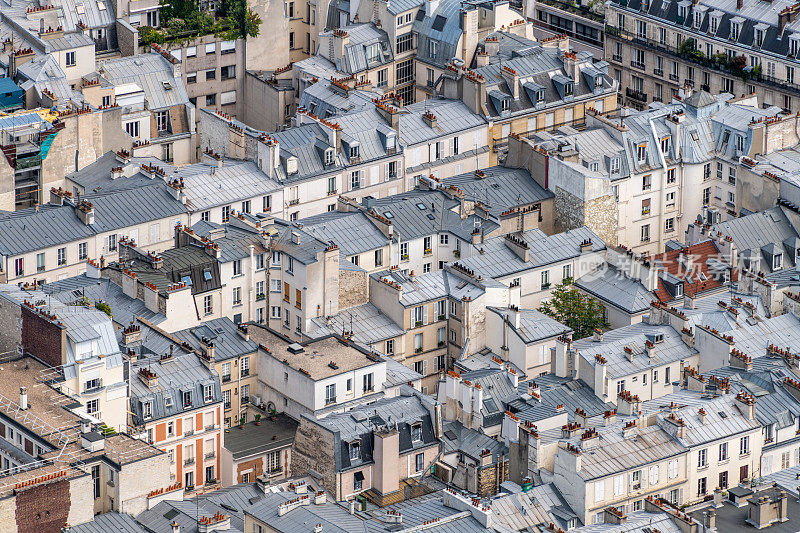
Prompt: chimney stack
<box><xmin>19</xmin><ymin>387</ymin><xmax>28</xmax><ymax>410</ymax></box>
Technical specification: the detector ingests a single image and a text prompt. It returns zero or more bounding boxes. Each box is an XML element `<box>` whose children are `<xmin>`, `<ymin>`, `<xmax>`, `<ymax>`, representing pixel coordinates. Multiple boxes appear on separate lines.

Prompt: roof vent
<box><xmin>287</xmin><ymin>343</ymin><xmax>304</xmax><ymax>354</ymax></box>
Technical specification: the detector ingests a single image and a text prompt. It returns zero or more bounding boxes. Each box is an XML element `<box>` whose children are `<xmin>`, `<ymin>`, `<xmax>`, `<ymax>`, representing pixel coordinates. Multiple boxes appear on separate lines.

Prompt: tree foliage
<box><xmin>220</xmin><ymin>0</ymin><xmax>262</xmax><ymax>40</ymax></box>
<box><xmin>538</xmin><ymin>278</ymin><xmax>607</xmax><ymax>339</ymax></box>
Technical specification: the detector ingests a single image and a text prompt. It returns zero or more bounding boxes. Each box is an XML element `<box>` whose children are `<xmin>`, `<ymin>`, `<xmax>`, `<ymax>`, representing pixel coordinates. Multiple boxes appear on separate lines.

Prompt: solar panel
<box><xmin>432</xmin><ymin>15</ymin><xmax>447</xmax><ymax>31</ymax></box>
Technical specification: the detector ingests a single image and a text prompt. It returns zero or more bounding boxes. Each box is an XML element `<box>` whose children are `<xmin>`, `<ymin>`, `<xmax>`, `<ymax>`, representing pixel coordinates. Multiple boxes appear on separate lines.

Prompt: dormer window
<box><xmin>773</xmin><ymin>254</ymin><xmax>783</xmax><ymax>270</ymax></box>
<box><xmin>365</xmin><ymin>43</ymin><xmax>380</xmax><ymax>64</ymax></box>
<box><xmin>755</xmin><ymin>29</ymin><xmax>764</xmax><ymax>48</ymax></box>
<box><xmin>637</xmin><ymin>144</ymin><xmax>647</xmax><ymax>164</ymax></box>
<box><xmin>142</xmin><ymin>401</ymin><xmax>152</xmax><ymax>420</ymax></box>
<box><xmin>610</xmin><ymin>157</ymin><xmax>620</xmax><ymax>174</ymax></box>
<box><xmin>594</xmin><ymin>75</ymin><xmax>603</xmax><ymax>89</ymax></box>
<box><xmin>537</xmin><ymin>89</ymin><xmax>546</xmax><ymax>103</ymax></box>
<box><xmin>501</xmin><ymin>98</ymin><xmax>510</xmax><ymax>112</ymax></box>
<box><xmin>735</xmin><ymin>135</ymin><xmax>744</xmax><ymax>154</ymax></box>
<box><xmin>694</xmin><ymin>11</ymin><xmax>702</xmax><ymax>28</ymax></box>
<box><xmin>589</xmin><ymin>161</ymin><xmax>599</xmax><ymax>172</ymax></box>
<box><xmin>429</xmin><ymin>40</ymin><xmax>437</xmax><ymax>58</ymax></box>
<box><xmin>349</xmin><ymin>440</ymin><xmax>361</xmax><ymax>459</ymax></box>
<box><xmin>349</xmin><ymin>145</ymin><xmax>360</xmax><ymax>160</ymax></box>
<box><xmin>791</xmin><ymin>37</ymin><xmax>800</xmax><ymax>57</ymax></box>
<box><xmin>678</xmin><ymin>5</ymin><xmax>687</xmax><ymax>20</ymax></box>
<box><xmin>411</xmin><ymin>423</ymin><xmax>422</xmax><ymax>442</ymax></box>
<box><xmin>564</xmin><ymin>82</ymin><xmax>573</xmax><ymax>97</ymax></box>
<box><xmin>324</xmin><ymin>148</ymin><xmax>334</xmax><ymax>165</ymax></box>
<box><xmin>730</xmin><ymin>22</ymin><xmax>740</xmax><ymax>41</ymax></box>
<box><xmin>674</xmin><ymin>283</ymin><xmax>683</xmax><ymax>298</ymax></box>
<box><xmin>710</xmin><ymin>15</ymin><xmax>719</xmax><ymax>34</ymax></box>
<box><xmin>661</xmin><ymin>136</ymin><xmax>671</xmax><ymax>155</ymax></box>
<box><xmin>182</xmin><ymin>390</ymin><xmax>192</xmax><ymax>409</ymax></box>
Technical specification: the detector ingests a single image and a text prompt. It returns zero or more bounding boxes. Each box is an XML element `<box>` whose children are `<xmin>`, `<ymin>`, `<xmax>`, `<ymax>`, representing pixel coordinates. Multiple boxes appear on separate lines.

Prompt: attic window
<box><xmin>76</xmin><ymin>3</ymin><xmax>85</xmax><ymax>14</ymax></box>
<box><xmin>432</xmin><ymin>15</ymin><xmax>447</xmax><ymax>31</ymax></box>
<box><xmin>365</xmin><ymin>44</ymin><xmax>380</xmax><ymax>64</ymax></box>
<box><xmin>588</xmin><ymin>161</ymin><xmax>599</xmax><ymax>172</ymax></box>
<box><xmin>411</xmin><ymin>423</ymin><xmax>422</xmax><ymax>442</ymax></box>
<box><xmin>501</xmin><ymin>99</ymin><xmax>510</xmax><ymax>112</ymax></box>
<box><xmin>537</xmin><ymin>90</ymin><xmax>545</xmax><ymax>103</ymax></box>
<box><xmin>203</xmin><ymin>269</ymin><xmax>212</xmax><ymax>281</ymax></box>
<box><xmin>594</xmin><ymin>75</ymin><xmax>603</xmax><ymax>88</ymax></box>
<box><xmin>349</xmin><ymin>145</ymin><xmax>360</xmax><ymax>160</ymax></box>
<box><xmin>661</xmin><ymin>136</ymin><xmax>671</xmax><ymax>155</ymax></box>
<box><xmin>637</xmin><ymin>144</ymin><xmax>647</xmax><ymax>163</ymax></box>
<box><xmin>710</xmin><ymin>15</ymin><xmax>719</xmax><ymax>34</ymax></box>
<box><xmin>792</xmin><ymin>37</ymin><xmax>800</xmax><ymax>57</ymax></box>
<box><xmin>674</xmin><ymin>283</ymin><xmax>683</xmax><ymax>298</ymax></box>
<box><xmin>564</xmin><ymin>82</ymin><xmax>573</xmax><ymax>97</ymax></box>
<box><xmin>774</xmin><ymin>254</ymin><xmax>783</xmax><ymax>271</ymax></box>
<box><xmin>730</xmin><ymin>22</ymin><xmax>740</xmax><ymax>41</ymax></box>
<box><xmin>610</xmin><ymin>157</ymin><xmax>620</xmax><ymax>174</ymax></box>
<box><xmin>349</xmin><ymin>440</ymin><xmax>361</xmax><ymax>459</ymax></box>
<box><xmin>429</xmin><ymin>40</ymin><xmax>437</xmax><ymax>57</ymax></box>
<box><xmin>384</xmin><ymin>211</ymin><xmax>393</xmax><ymax>218</ymax></box>
<box><xmin>162</xmin><ymin>80</ymin><xmax>173</xmax><ymax>90</ymax></box>
<box><xmin>325</xmin><ymin>148</ymin><xmax>334</xmax><ymax>166</ymax></box>
<box><xmin>97</xmin><ymin>1</ymin><xmax>106</xmax><ymax>9</ymax></box>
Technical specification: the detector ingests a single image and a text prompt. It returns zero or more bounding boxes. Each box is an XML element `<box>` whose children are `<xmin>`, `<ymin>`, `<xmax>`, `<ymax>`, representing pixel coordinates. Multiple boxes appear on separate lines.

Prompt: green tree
<box><xmin>159</xmin><ymin>0</ymin><xmax>200</xmax><ymax>22</ymax></box>
<box><xmin>220</xmin><ymin>0</ymin><xmax>262</xmax><ymax>40</ymax></box>
<box><xmin>538</xmin><ymin>278</ymin><xmax>607</xmax><ymax>339</ymax></box>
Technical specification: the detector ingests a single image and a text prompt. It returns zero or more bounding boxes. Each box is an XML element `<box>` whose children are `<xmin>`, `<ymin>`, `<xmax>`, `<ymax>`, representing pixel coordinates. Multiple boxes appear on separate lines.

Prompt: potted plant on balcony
<box><xmin>269</xmin><ymin>407</ymin><xmax>277</xmax><ymax>421</ymax></box>
<box><xmin>239</xmin><ymin>415</ymin><xmax>245</xmax><ymax>429</ymax></box>
<box><xmin>254</xmin><ymin>413</ymin><xmax>262</xmax><ymax>426</ymax></box>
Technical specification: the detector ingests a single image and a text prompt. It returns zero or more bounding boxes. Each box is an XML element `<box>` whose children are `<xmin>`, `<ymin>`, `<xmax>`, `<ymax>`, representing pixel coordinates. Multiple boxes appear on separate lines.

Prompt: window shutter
<box><xmin>422</xmin><ymin>360</ymin><xmax>428</xmax><ymax>375</ymax></box>
<box><xmin>595</xmin><ymin>482</ymin><xmax>604</xmax><ymax>502</ymax></box>
<box><xmin>423</xmin><ymin>306</ymin><xmax>429</xmax><ymax>325</ymax></box>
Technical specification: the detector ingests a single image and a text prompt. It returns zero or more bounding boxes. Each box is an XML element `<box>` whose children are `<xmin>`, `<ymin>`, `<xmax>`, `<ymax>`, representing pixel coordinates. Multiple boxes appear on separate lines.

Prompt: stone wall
<box><xmin>554</xmin><ymin>186</ymin><xmax>617</xmax><ymax>247</ymax></box>
<box><xmin>0</xmin><ymin>494</ymin><xmax>18</xmax><ymax>533</ymax></box>
<box><xmin>476</xmin><ymin>459</ymin><xmax>509</xmax><ymax>497</ymax></box>
<box><xmin>0</xmin><ymin>296</ymin><xmax>22</xmax><ymax>356</ymax></box>
<box><xmin>116</xmin><ymin>20</ymin><xmax>139</xmax><ymax>57</ymax></box>
<box><xmin>116</xmin><ymin>451</ymin><xmax>170</xmax><ymax>516</ymax></box>
<box><xmin>290</xmin><ymin>418</ymin><xmax>337</xmax><ymax>498</ymax></box>
<box><xmin>338</xmin><ymin>268</ymin><xmax>368</xmax><ymax>310</ymax></box>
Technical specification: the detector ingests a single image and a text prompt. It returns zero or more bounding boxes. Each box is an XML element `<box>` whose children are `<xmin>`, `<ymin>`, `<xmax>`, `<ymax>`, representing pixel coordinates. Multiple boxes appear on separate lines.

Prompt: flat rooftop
<box><xmin>249</xmin><ymin>325</ymin><xmax>383</xmax><ymax>380</ymax></box>
<box><xmin>223</xmin><ymin>414</ymin><xmax>298</xmax><ymax>460</ymax></box>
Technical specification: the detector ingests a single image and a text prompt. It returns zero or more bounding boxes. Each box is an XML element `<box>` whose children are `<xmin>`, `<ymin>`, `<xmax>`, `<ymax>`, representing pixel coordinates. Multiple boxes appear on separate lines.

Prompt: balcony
<box><xmin>222</xmin><ymin>375</ymin><xmax>231</xmax><ymax>383</ymax></box>
<box><xmin>626</xmin><ymin>88</ymin><xmax>647</xmax><ymax>102</ymax></box>
<box><xmin>288</xmin><ymin>198</ymin><xmax>300</xmax><ymax>206</ymax></box>
<box><xmin>630</xmin><ymin>60</ymin><xmax>646</xmax><ymax>70</ymax></box>
<box><xmin>325</xmin><ymin>397</ymin><xmax>336</xmax><ymax>405</ymax></box>
<box><xmin>669</xmin><ymin>73</ymin><xmax>679</xmax><ymax>81</ymax></box>
<box><xmin>653</xmin><ymin>68</ymin><xmax>664</xmax><ymax>76</ymax></box>
<box><xmin>205</xmin><ymin>451</ymin><xmax>216</xmax><ymax>460</ymax></box>
<box><xmin>685</xmin><ymin>79</ymin><xmax>695</xmax><ymax>87</ymax></box>
<box><xmin>184</xmin><ymin>457</ymin><xmax>196</xmax><ymax>466</ymax></box>
<box><xmin>612</xmin><ymin>54</ymin><xmax>623</xmax><ymax>62</ymax></box>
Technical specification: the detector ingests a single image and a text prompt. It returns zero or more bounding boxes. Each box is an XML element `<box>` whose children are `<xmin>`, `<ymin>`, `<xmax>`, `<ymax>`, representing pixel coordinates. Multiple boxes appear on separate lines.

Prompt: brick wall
<box><xmin>15</xmin><ymin>479</ymin><xmax>70</xmax><ymax>533</ymax></box>
<box><xmin>20</xmin><ymin>307</ymin><xmax>64</xmax><ymax>368</ymax></box>
<box><xmin>338</xmin><ymin>269</ymin><xmax>368</xmax><ymax>310</ymax></box>
<box><xmin>236</xmin><ymin>456</ymin><xmax>264</xmax><ymax>483</ymax></box>
<box><xmin>476</xmin><ymin>459</ymin><xmax>509</xmax><ymax>497</ymax></box>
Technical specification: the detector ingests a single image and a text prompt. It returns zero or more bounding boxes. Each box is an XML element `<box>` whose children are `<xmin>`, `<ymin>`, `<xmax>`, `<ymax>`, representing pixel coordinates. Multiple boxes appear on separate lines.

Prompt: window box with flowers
<box><xmin>424</xmin><ymin>248</ymin><xmax>432</xmax><ymax>256</ymax></box>
<box><xmin>453</xmin><ymin>250</ymin><xmax>460</xmax><ymax>258</ymax></box>
<box><xmin>415</xmin><ymin>347</ymin><xmax>423</xmax><ymax>353</ymax></box>
<box><xmin>401</xmin><ymin>254</ymin><xmax>409</xmax><ymax>261</ymax></box>
<box><xmin>256</xmin><ymin>293</ymin><xmax>266</xmax><ymax>301</ymax></box>
<box><xmin>415</xmin><ymin>320</ymin><xmax>423</xmax><ymax>327</ymax></box>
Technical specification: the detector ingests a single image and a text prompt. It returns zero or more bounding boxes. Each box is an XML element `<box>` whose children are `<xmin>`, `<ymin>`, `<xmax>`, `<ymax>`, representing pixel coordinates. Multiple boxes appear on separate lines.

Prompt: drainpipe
<box><xmin>649</xmin><ymin>118</ymin><xmax>667</xmax><ymax>251</ymax></box>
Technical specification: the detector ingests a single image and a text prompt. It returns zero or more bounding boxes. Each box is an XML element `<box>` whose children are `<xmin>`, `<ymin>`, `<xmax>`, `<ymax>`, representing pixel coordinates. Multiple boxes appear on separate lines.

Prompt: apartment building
<box><xmin>0</xmin><ymin>357</ymin><xmax>167</xmax><ymax>530</ymax></box>
<box><xmin>0</xmin><ymin>183</ymin><xmax>187</xmax><ymax>285</ymax></box>
<box><xmin>605</xmin><ymin>0</ymin><xmax>800</xmax><ymax>112</ymax></box>
<box><xmin>455</xmin><ymin>225</ymin><xmax>606</xmax><ymax>308</ymax></box>
<box><xmin>524</xmin><ymin>0</ymin><xmax>604</xmax><ymax>50</ymax></box>
<box><xmin>165</xmin><ymin>36</ymin><xmax>244</xmax><ymax>120</ymax></box>
<box><xmin>165</xmin><ymin>319</ymin><xmax>260</xmax><ymax>428</ymax></box>
<box><xmin>0</xmin><ymin>282</ymin><xmax>129</xmax><ymax>431</ymax></box>
<box><xmin>290</xmin><ymin>389</ymin><xmax>440</xmax><ymax>502</ymax></box>
<box><xmin>99</xmin><ymin>51</ymin><xmax>195</xmax><ymax>165</ymax></box>
<box><xmin>367</xmin><ymin>266</ymin><xmax>498</xmax><ymax>393</ymax></box>
<box><xmin>510</xmin><ymin>90</ymin><xmax>796</xmax><ymax>252</ymax></box>
<box><xmin>128</xmin><ymin>348</ymin><xmax>224</xmax><ymax>493</ymax></box>
<box><xmin>219</xmin><ymin>413</ymin><xmax>298</xmax><ymax>486</ymax></box>
<box><xmin>250</xmin><ymin>325</ymin><xmax>388</xmax><ymax>420</ymax></box>
<box><xmin>485</xmin><ymin>306</ymin><xmax>573</xmax><ymax>378</ymax></box>
<box><xmin>435</xmin><ymin>32</ymin><xmax>617</xmax><ymax>162</ymax></box>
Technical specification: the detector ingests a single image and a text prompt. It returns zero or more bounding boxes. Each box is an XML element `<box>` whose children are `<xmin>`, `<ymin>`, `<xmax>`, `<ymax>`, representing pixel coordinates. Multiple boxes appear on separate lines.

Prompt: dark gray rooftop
<box><xmin>223</xmin><ymin>414</ymin><xmax>298</xmax><ymax>460</ymax></box>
